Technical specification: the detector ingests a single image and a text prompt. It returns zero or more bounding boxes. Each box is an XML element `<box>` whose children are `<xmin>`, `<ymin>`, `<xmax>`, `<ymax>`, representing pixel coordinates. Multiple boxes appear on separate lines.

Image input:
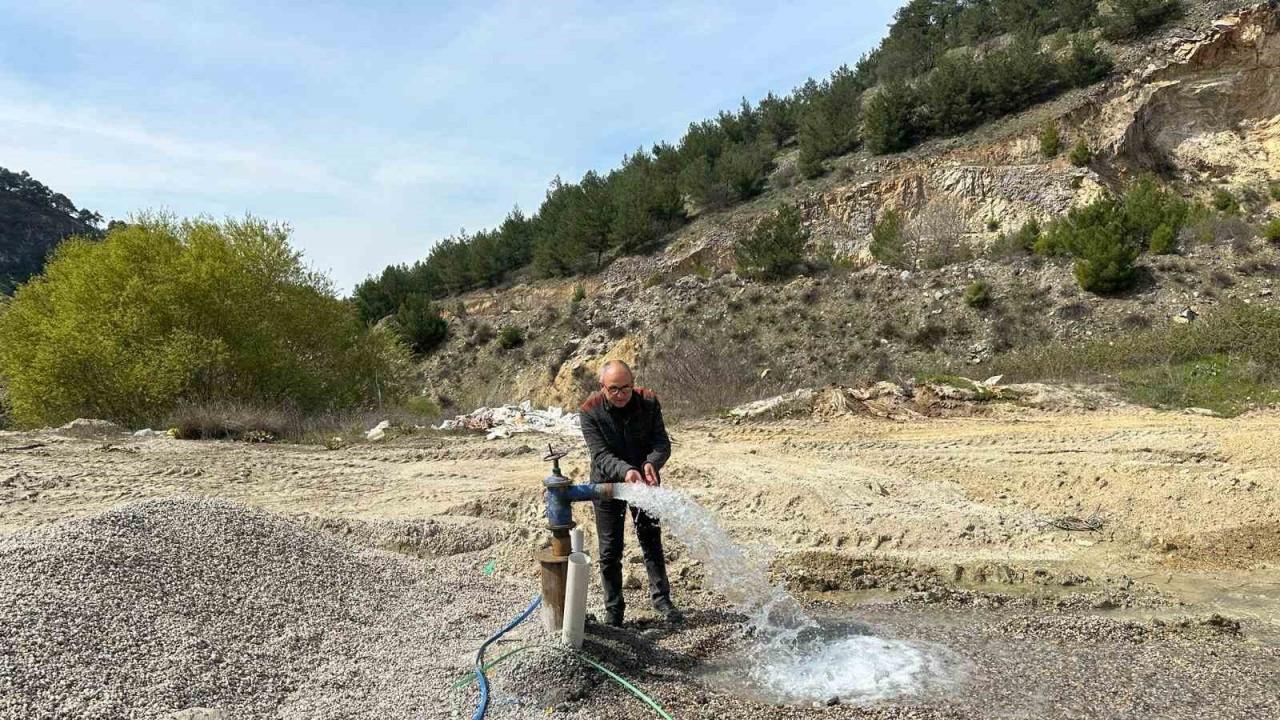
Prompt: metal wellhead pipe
<box><xmin>538</xmin><ymin>446</ymin><xmax>612</xmax><ymax>633</ymax></box>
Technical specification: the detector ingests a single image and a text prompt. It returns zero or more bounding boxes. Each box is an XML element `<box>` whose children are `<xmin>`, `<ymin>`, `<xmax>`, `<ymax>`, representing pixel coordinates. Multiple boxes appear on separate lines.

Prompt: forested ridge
<box><xmin>0</xmin><ymin>167</ymin><xmax>104</xmax><ymax>294</ymax></box>
<box><xmin>354</xmin><ymin>0</ymin><xmax>1182</xmax><ymax>327</ymax></box>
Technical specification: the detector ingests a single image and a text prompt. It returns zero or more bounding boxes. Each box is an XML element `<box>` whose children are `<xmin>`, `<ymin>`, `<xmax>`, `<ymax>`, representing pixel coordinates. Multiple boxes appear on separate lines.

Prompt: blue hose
<box><xmin>472</xmin><ymin>595</ymin><xmax>542</xmax><ymax>720</ymax></box>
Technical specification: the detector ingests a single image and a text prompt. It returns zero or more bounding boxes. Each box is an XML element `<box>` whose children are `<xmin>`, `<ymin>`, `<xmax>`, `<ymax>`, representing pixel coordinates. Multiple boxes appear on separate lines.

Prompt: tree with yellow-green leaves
<box><xmin>0</xmin><ymin>214</ymin><xmax>411</xmax><ymax>427</ymax></box>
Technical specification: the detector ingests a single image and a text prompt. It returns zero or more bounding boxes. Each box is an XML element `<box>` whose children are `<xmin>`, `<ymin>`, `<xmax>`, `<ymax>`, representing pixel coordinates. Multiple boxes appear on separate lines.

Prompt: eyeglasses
<box><xmin>604</xmin><ymin>384</ymin><xmax>633</xmax><ymax>395</ymax></box>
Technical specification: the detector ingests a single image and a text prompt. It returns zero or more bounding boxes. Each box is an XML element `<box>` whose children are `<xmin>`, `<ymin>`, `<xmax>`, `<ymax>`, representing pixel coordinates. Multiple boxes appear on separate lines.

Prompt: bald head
<box><xmin>599</xmin><ymin>360</ymin><xmax>635</xmax><ymax>408</ymax></box>
<box><xmin>598</xmin><ymin>359</ymin><xmax>633</xmax><ymax>383</ymax></box>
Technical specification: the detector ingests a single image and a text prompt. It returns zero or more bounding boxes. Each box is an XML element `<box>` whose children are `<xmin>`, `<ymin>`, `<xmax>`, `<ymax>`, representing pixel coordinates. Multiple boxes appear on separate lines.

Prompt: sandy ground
<box><xmin>2</xmin><ymin>406</ymin><xmax>1279</xmax><ymax>718</ymax></box>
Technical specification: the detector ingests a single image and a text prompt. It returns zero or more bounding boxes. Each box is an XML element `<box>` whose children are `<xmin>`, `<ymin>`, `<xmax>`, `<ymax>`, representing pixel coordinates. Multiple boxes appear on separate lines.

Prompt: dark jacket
<box><xmin>580</xmin><ymin>387</ymin><xmax>671</xmax><ymax>484</ymax></box>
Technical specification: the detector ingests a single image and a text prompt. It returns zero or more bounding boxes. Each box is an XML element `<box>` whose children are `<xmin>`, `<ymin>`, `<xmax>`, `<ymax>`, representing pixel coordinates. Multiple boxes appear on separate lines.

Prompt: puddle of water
<box><xmin>612</xmin><ymin>483</ymin><xmax>957</xmax><ymax>705</ymax></box>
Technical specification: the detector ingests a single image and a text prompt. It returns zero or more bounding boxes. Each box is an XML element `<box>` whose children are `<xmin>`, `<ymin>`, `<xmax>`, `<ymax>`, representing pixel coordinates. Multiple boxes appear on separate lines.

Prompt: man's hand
<box><xmin>643</xmin><ymin>463</ymin><xmax>661</xmax><ymax>487</ymax></box>
<box><xmin>624</xmin><ymin>468</ymin><xmax>643</xmax><ymax>484</ymax></box>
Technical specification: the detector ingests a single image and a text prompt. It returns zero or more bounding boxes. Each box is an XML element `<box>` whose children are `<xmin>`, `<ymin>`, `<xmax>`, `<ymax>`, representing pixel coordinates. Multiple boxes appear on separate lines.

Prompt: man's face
<box><xmin>600</xmin><ymin>366</ymin><xmax>635</xmax><ymax>408</ymax></box>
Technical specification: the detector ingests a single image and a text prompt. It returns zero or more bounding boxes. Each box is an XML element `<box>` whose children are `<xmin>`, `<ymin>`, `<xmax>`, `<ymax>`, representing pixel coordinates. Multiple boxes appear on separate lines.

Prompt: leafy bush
<box><xmin>735</xmin><ymin>204</ymin><xmax>809</xmax><ymax>279</ymax></box>
<box><xmin>1058</xmin><ymin>37</ymin><xmax>1114</xmax><ymax>87</ymax></box>
<box><xmin>1100</xmin><ymin>0</ymin><xmax>1184</xmax><ymax>41</ymax></box>
<box><xmin>395</xmin><ymin>294</ymin><xmax>448</xmax><ymax>355</ymax></box>
<box><xmin>1073</xmin><ymin>225</ymin><xmax>1140</xmax><ymax>294</ymax></box>
<box><xmin>1124</xmin><ymin>175</ymin><xmax>1190</xmax><ymax>249</ymax></box>
<box><xmin>964</xmin><ymin>280</ymin><xmax>993</xmax><ymax>309</ymax></box>
<box><xmin>870</xmin><ymin>208</ymin><xmax>908</xmax><ymax>269</ymax></box>
<box><xmin>989</xmin><ymin>219</ymin><xmax>1042</xmax><ymax>258</ymax></box>
<box><xmin>497</xmin><ymin>326</ymin><xmax>525</xmax><ymax>350</ymax></box>
<box><xmin>1212</xmin><ymin>188</ymin><xmax>1240</xmax><ymax>214</ymax></box>
<box><xmin>1148</xmin><ymin>224</ymin><xmax>1178</xmax><ymax>255</ymax></box>
<box><xmin>0</xmin><ymin>215</ymin><xmax>411</xmax><ymax>427</ymax></box>
<box><xmin>1039</xmin><ymin>124</ymin><xmax>1062</xmax><ymax>158</ymax></box>
<box><xmin>1035</xmin><ymin>197</ymin><xmax>1137</xmax><ymax>293</ymax></box>
<box><xmin>1069</xmin><ymin>140</ymin><xmax>1093</xmax><ymax>167</ymax></box>
<box><xmin>1270</xmin><ymin>181</ymin><xmax>1280</xmax><ymax>202</ymax></box>
<box><xmin>571</xmin><ymin>284</ymin><xmax>586</xmax><ymax>303</ymax></box>
<box><xmin>1265</xmin><ymin>219</ymin><xmax>1280</xmax><ymax>245</ymax></box>
<box><xmin>1038</xmin><ymin>176</ymin><xmax>1188</xmax><ymax>290</ymax></box>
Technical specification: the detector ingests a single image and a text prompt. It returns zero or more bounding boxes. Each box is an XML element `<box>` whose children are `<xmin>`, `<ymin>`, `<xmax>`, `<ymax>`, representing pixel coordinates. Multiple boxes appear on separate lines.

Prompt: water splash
<box><xmin>611</xmin><ymin>482</ymin><xmax>951</xmax><ymax>705</ymax></box>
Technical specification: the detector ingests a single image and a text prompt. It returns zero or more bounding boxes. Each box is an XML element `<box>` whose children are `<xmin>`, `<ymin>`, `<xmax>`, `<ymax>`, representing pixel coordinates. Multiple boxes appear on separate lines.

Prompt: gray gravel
<box><xmin>0</xmin><ymin>498</ymin><xmax>534</xmax><ymax>719</ymax></box>
<box><xmin>3</xmin><ymin>498</ymin><xmax>1278</xmax><ymax>720</ymax></box>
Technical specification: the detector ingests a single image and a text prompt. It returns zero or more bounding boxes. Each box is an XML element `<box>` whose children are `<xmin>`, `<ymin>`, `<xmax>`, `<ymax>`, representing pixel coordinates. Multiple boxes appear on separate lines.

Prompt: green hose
<box><xmin>576</xmin><ymin>652</ymin><xmax>676</xmax><ymax>720</ymax></box>
<box><xmin>452</xmin><ymin>644</ymin><xmax>676</xmax><ymax>720</ymax></box>
<box><xmin>451</xmin><ymin>645</ymin><xmax>529</xmax><ymax>689</ymax></box>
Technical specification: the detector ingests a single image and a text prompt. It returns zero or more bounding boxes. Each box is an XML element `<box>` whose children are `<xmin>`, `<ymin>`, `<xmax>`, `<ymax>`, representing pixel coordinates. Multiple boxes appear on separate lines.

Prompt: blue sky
<box><xmin>0</xmin><ymin>1</ymin><xmax>901</xmax><ymax>294</ymax></box>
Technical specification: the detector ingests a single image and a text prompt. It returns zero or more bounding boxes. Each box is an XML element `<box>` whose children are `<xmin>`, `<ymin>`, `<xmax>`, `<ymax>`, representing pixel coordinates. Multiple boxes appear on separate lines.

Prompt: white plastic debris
<box><xmin>365</xmin><ymin>420</ymin><xmax>391</xmax><ymax>441</ymax></box>
<box><xmin>435</xmin><ymin>403</ymin><xmax>580</xmax><ymax>440</ymax></box>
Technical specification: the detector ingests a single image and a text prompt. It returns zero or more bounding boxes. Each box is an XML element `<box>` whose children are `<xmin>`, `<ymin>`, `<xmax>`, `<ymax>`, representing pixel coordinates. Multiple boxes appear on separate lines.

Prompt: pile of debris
<box><xmin>729</xmin><ymin>376</ymin><xmax>1125</xmax><ymax>421</ymax></box>
<box><xmin>435</xmin><ymin>401</ymin><xmax>581</xmax><ymax>440</ymax></box>
<box><xmin>730</xmin><ymin>376</ymin><xmax>1017</xmax><ymax>421</ymax></box>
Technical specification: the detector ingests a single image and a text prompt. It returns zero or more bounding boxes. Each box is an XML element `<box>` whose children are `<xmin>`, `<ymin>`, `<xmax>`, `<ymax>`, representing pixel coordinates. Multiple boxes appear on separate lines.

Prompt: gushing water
<box><xmin>612</xmin><ymin>482</ymin><xmax>951</xmax><ymax>705</ymax></box>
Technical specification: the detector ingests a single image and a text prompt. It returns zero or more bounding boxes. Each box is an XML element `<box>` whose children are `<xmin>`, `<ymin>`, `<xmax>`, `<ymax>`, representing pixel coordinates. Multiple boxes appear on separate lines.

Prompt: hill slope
<box><xmin>410</xmin><ymin>3</ymin><xmax>1280</xmax><ymax>417</ymax></box>
<box><xmin>0</xmin><ymin>168</ymin><xmax>103</xmax><ymax>294</ymax></box>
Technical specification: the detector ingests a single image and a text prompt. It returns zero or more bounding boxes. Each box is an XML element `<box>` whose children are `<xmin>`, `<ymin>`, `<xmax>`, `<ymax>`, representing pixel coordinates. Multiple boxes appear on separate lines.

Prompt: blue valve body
<box><xmin>545</xmin><ymin>483</ymin><xmax>604</xmax><ymax>527</ymax></box>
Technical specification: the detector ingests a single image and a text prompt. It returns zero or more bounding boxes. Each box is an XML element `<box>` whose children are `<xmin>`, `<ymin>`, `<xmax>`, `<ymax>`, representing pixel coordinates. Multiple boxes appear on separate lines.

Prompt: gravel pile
<box><xmin>0</xmin><ymin>498</ymin><xmax>412</xmax><ymax>717</ymax></box>
<box><xmin>0</xmin><ymin>498</ymin><xmax>537</xmax><ymax>719</ymax></box>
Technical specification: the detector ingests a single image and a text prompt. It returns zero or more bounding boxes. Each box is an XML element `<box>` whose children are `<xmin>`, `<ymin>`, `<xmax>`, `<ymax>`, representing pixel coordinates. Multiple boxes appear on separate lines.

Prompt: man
<box><xmin>579</xmin><ymin>359</ymin><xmax>682</xmax><ymax>627</ymax></box>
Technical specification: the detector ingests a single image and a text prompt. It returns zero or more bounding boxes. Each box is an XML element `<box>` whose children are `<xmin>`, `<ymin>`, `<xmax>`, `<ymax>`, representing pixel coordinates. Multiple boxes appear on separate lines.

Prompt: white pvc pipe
<box><xmin>562</xmin><ymin>552</ymin><xmax>590</xmax><ymax>648</ymax></box>
<box><xmin>570</xmin><ymin>528</ymin><xmax>584</xmax><ymax>554</ymax></box>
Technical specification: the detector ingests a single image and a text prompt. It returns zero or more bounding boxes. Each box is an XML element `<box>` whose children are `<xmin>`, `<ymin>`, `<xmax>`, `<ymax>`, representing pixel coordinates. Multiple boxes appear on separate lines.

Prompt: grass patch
<box><xmin>165</xmin><ymin>400</ymin><xmax>445</xmax><ymax>444</ymax></box>
<box><xmin>1116</xmin><ymin>356</ymin><xmax>1278</xmax><ymax>416</ymax></box>
<box><xmin>988</xmin><ymin>303</ymin><xmax>1280</xmax><ymax>416</ymax></box>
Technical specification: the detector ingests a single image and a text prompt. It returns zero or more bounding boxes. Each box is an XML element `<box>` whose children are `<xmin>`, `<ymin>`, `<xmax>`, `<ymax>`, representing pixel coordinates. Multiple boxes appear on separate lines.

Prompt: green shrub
<box><xmin>1100</xmin><ymin>0</ymin><xmax>1184</xmax><ymax>41</ymax></box>
<box><xmin>1124</xmin><ymin>175</ymin><xmax>1190</xmax><ymax>248</ymax></box>
<box><xmin>403</xmin><ymin>394</ymin><xmax>441</xmax><ymax>419</ymax></box>
<box><xmin>571</xmin><ymin>284</ymin><xmax>586</xmax><ymax>303</ymax></box>
<box><xmin>964</xmin><ymin>280</ymin><xmax>993</xmax><ymax>309</ymax></box>
<box><xmin>718</xmin><ymin>140</ymin><xmax>774</xmax><ymax>201</ymax></box>
<box><xmin>395</xmin><ymin>294</ymin><xmax>448</xmax><ymax>355</ymax></box>
<box><xmin>1039</xmin><ymin>124</ymin><xmax>1062</xmax><ymax>158</ymax></box>
<box><xmin>1212</xmin><ymin>188</ymin><xmax>1240</xmax><ymax>214</ymax></box>
<box><xmin>1039</xmin><ymin>176</ymin><xmax>1187</xmax><ymax>270</ymax></box>
<box><xmin>1270</xmin><ymin>181</ymin><xmax>1280</xmax><ymax>202</ymax></box>
<box><xmin>1073</xmin><ymin>224</ymin><xmax>1140</xmax><ymax>294</ymax></box>
<box><xmin>1265</xmin><ymin>219</ymin><xmax>1280</xmax><ymax>245</ymax></box>
<box><xmin>497</xmin><ymin>326</ymin><xmax>525</xmax><ymax>350</ymax></box>
<box><xmin>1058</xmin><ymin>37</ymin><xmax>1114</xmax><ymax>86</ymax></box>
<box><xmin>1069</xmin><ymin>140</ymin><xmax>1093</xmax><ymax>167</ymax></box>
<box><xmin>862</xmin><ymin>82</ymin><xmax>921</xmax><ymax>155</ymax></box>
<box><xmin>644</xmin><ymin>272</ymin><xmax>664</xmax><ymax>289</ymax></box>
<box><xmin>0</xmin><ymin>215</ymin><xmax>411</xmax><ymax>428</ymax></box>
<box><xmin>989</xmin><ymin>219</ymin><xmax>1041</xmax><ymax>258</ymax></box>
<box><xmin>1036</xmin><ymin>196</ymin><xmax>1140</xmax><ymax>293</ymax></box>
<box><xmin>986</xmin><ymin>218</ymin><xmax>1001</xmax><ymax>232</ymax></box>
<box><xmin>735</xmin><ymin>203</ymin><xmax>809</xmax><ymax>279</ymax></box>
<box><xmin>870</xmin><ymin>208</ymin><xmax>908</xmax><ymax>268</ymax></box>
<box><xmin>1149</xmin><ymin>223</ymin><xmax>1178</xmax><ymax>255</ymax></box>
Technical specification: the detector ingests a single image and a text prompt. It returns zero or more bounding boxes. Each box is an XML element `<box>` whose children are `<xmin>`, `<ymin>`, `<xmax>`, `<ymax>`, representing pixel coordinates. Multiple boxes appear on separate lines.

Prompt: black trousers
<box><xmin>592</xmin><ymin>497</ymin><xmax>671</xmax><ymax>616</ymax></box>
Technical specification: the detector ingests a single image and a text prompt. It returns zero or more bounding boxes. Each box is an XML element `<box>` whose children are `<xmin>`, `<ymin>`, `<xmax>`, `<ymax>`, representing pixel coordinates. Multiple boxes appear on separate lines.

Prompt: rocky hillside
<box><xmin>0</xmin><ymin>168</ymin><xmax>103</xmax><ymax>295</ymax></box>
<box><xmin>416</xmin><ymin>3</ymin><xmax>1280</xmax><ymax>415</ymax></box>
